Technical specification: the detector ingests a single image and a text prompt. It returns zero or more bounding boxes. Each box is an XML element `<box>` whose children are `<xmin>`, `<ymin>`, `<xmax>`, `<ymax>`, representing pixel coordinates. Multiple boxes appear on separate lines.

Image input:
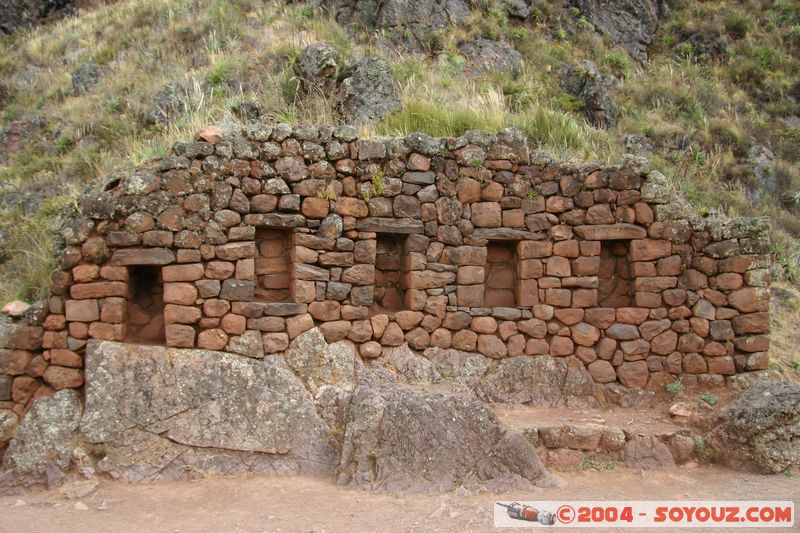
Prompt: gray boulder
<box><xmin>705</xmin><ymin>381</ymin><xmax>800</xmax><ymax>474</ymax></box>
<box><xmin>3</xmin><ymin>389</ymin><xmax>82</xmax><ymax>487</ymax></box>
<box><xmin>424</xmin><ymin>347</ymin><xmax>490</xmax><ymax>389</ymax></box>
<box><xmin>80</xmin><ymin>340</ymin><xmax>339</xmax><ymax>481</ymax></box>
<box><xmin>573</xmin><ymin>0</ymin><xmax>661</xmax><ymax>60</ymax></box>
<box><xmin>328</xmin><ymin>0</ymin><xmax>470</xmax><ymax>52</ymax></box>
<box><xmin>286</xmin><ymin>328</ymin><xmax>359</xmax><ymax>393</ymax></box>
<box><xmin>559</xmin><ymin>60</ymin><xmax>615</xmax><ymax>129</ymax></box>
<box><xmin>71</xmin><ymin>61</ymin><xmax>101</xmax><ymax>95</ymax></box>
<box><xmin>336</xmin><ymin>58</ymin><xmax>401</xmax><ymax>122</ymax></box>
<box><xmin>458</xmin><ymin>39</ymin><xmax>524</xmax><ymax>78</ymax></box>
<box><xmin>0</xmin><ymin>0</ymin><xmax>74</xmax><ymax>34</ymax></box>
<box><xmin>337</xmin><ymin>378</ymin><xmax>562</xmax><ymax>492</ymax></box>
<box><xmin>478</xmin><ymin>355</ymin><xmax>600</xmax><ymax>407</ymax></box>
<box><xmin>502</xmin><ymin>0</ymin><xmax>532</xmax><ymax>20</ymax></box>
<box><xmin>145</xmin><ymin>82</ymin><xmax>187</xmax><ymax>125</ymax></box>
<box><xmin>377</xmin><ymin>344</ymin><xmax>442</xmax><ymax>384</ymax></box>
<box><xmin>294</xmin><ymin>43</ymin><xmax>341</xmax><ymax>94</ymax></box>
<box><xmin>624</xmin><ymin>435</ymin><xmax>676</xmax><ymax>470</ymax></box>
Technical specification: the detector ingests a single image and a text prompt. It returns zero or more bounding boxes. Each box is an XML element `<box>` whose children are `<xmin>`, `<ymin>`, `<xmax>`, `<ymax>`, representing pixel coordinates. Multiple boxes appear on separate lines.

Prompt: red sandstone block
<box><xmin>42</xmin><ymin>330</ymin><xmax>68</xmax><ymax>349</ymax></box>
<box><xmin>221</xmin><ymin>313</ymin><xmax>247</xmax><ymax>335</ymax></box>
<box><xmin>164</xmin><ymin>304</ymin><xmax>202</xmax><ymax>324</ymax></box>
<box><xmin>553</xmin><ymin>240</ymin><xmax>579</xmax><ymax>258</ymax></box>
<box><xmin>68</xmin><ymin>322</ymin><xmax>88</xmax><ymax>339</ymax></box>
<box><xmin>70</xmin><ymin>281</ymin><xmax>128</xmax><ymax>299</ymax></box>
<box><xmin>579</xmin><ymin>240</ymin><xmax>601</xmax><ymax>257</ymax></box>
<box><xmin>88</xmin><ymin>322</ymin><xmax>125</xmax><ymax>341</ymax></box>
<box><xmin>635</xmin><ymin>291</ymin><xmax>661</xmax><ymax>308</ymax></box>
<box><xmin>572</xmin><ymin>256</ymin><xmax>599</xmax><ymax>276</ymax></box>
<box><xmin>633</xmin><ymin>276</ymin><xmax>678</xmax><ymax>292</ymax></box>
<box><xmin>100</xmin><ymin>266</ymin><xmax>129</xmax><ymax>282</ymax></box>
<box><xmin>629</xmin><ymin>239</ymin><xmax>672</xmax><ymax>261</ymax></box>
<box><xmin>164</xmin><ymin>283</ymin><xmax>198</xmax><ymax>305</ymax></box>
<box><xmin>100</xmin><ymin>297</ymin><xmax>126</xmax><ymax>323</ymax></box>
<box><xmin>197</xmin><ymin>329</ymin><xmax>228</xmax><ymax>350</ymax></box>
<box><xmin>630</xmin><ymin>262</ymin><xmax>656</xmax><ymax>277</ymax></box>
<box><xmin>545</xmin><ymin>288</ymin><xmax>571</xmax><ymax>307</ymax></box>
<box><xmin>43</xmin><ymin>366</ymin><xmax>83</xmax><ymax>389</ymax></box>
<box><xmin>65</xmin><ymin>299</ymin><xmax>99</xmax><ymax>322</ymax></box>
<box><xmin>517</xmin><ymin>279</ymin><xmax>538</xmax><ymax>306</ymax></box>
<box><xmin>517</xmin><ymin>241</ymin><xmax>552</xmax><ymax>259</ymax></box>
<box><xmin>572</xmin><ymin>289</ymin><xmax>598</xmax><ymax>308</ymax></box>
<box><xmin>728</xmin><ymin>287</ymin><xmax>769</xmax><ymax>313</ymax></box>
<box><xmin>49</xmin><ymin>349</ymin><xmax>82</xmax><ymax>368</ymax></box>
<box><xmin>287</xmin><ymin>313</ymin><xmax>314</xmax><ymax>339</ymax></box>
<box><xmin>545</xmin><ymin>256</ymin><xmax>571</xmax><ymax>277</ymax></box>
<box><xmin>43</xmin><ymin>314</ymin><xmax>66</xmax><ymax>331</ymax></box>
<box><xmin>163</xmin><ymin>263</ymin><xmax>205</xmax><ymax>282</ymax></box>
<box><xmin>714</xmin><ymin>272</ymin><xmax>744</xmax><ymax>291</ymax></box>
<box><xmin>72</xmin><ymin>264</ymin><xmax>100</xmax><ymax>283</ymax></box>
<box><xmin>165</xmin><ymin>324</ymin><xmax>196</xmax><ymax>348</ymax></box>
<box><xmin>206</xmin><ymin>261</ymin><xmax>235</xmax><ymax>280</ymax></box>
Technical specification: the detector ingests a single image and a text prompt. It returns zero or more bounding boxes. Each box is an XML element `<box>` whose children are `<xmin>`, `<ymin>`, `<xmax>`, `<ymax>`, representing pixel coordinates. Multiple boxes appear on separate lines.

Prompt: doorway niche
<box><xmin>598</xmin><ymin>240</ymin><xmax>633</xmax><ymax>308</ymax></box>
<box><xmin>126</xmin><ymin>265</ymin><xmax>166</xmax><ymax>344</ymax></box>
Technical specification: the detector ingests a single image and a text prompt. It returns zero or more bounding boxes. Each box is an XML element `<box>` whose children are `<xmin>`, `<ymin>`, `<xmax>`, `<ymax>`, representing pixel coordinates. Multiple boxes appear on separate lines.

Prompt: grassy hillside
<box><xmin>0</xmin><ymin>0</ymin><xmax>798</xmax><ymax>374</ymax></box>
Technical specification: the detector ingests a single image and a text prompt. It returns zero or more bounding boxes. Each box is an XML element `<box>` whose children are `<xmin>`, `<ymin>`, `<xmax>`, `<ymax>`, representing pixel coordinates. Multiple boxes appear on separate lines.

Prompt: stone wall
<box><xmin>0</xmin><ymin>123</ymin><xmax>772</xmax><ymax>418</ymax></box>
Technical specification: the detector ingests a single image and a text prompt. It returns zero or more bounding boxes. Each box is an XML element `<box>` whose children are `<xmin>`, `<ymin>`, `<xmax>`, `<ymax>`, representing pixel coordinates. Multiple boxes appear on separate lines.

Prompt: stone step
<box><xmin>493</xmin><ymin>404</ymin><xmax>703</xmax><ymax>471</ymax></box>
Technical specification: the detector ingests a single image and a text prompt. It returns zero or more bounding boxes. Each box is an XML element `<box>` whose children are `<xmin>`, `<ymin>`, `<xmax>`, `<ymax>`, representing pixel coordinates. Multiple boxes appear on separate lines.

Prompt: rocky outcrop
<box><xmin>705</xmin><ymin>381</ymin><xmax>800</xmax><ymax>474</ymax></box>
<box><xmin>478</xmin><ymin>355</ymin><xmax>600</xmax><ymax>407</ymax></box>
<box><xmin>559</xmin><ymin>60</ymin><xmax>615</xmax><ymax>129</ymax></box>
<box><xmin>337</xmin><ymin>378</ymin><xmax>562</xmax><ymax>492</ymax></box>
<box><xmin>80</xmin><ymin>340</ymin><xmax>340</xmax><ymax>480</ymax></box>
<box><xmin>294</xmin><ymin>43</ymin><xmax>341</xmax><ymax>95</ymax></box>
<box><xmin>335</xmin><ymin>58</ymin><xmax>401</xmax><ymax>122</ymax></box>
<box><xmin>2</xmin><ymin>389</ymin><xmax>82</xmax><ymax>487</ymax></box>
<box><xmin>458</xmin><ymin>39</ymin><xmax>524</xmax><ymax>78</ymax></box>
<box><xmin>145</xmin><ymin>82</ymin><xmax>187</xmax><ymax>125</ymax></box>
<box><xmin>0</xmin><ymin>0</ymin><xmax>75</xmax><ymax>34</ymax></box>
<box><xmin>328</xmin><ymin>0</ymin><xmax>470</xmax><ymax>52</ymax></box>
<box><xmin>572</xmin><ymin>0</ymin><xmax>661</xmax><ymax>60</ymax></box>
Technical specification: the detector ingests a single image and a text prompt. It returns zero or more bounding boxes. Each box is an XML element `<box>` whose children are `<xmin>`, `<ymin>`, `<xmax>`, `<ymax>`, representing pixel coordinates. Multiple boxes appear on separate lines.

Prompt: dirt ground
<box><xmin>0</xmin><ymin>466</ymin><xmax>797</xmax><ymax>533</ymax></box>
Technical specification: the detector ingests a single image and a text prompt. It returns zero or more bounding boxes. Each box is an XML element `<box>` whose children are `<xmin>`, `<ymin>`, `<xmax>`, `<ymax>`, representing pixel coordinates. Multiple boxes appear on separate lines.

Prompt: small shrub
<box><xmin>723</xmin><ymin>10</ymin><xmax>754</xmax><ymax>39</ymax></box>
<box><xmin>603</xmin><ymin>49</ymin><xmax>632</xmax><ymax>79</ymax></box>
<box><xmin>698</xmin><ymin>392</ymin><xmax>719</xmax><ymax>406</ymax></box>
<box><xmin>666</xmin><ymin>378</ymin><xmax>684</xmax><ymax>395</ymax></box>
<box><xmin>207</xmin><ymin>59</ymin><xmax>233</xmax><ymax>86</ymax></box>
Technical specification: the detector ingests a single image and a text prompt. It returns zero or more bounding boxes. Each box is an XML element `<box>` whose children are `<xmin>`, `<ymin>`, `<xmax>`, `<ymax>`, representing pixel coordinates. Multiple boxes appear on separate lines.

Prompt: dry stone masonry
<box><xmin>0</xmin><ymin>123</ymin><xmax>772</xmax><ymax>420</ymax></box>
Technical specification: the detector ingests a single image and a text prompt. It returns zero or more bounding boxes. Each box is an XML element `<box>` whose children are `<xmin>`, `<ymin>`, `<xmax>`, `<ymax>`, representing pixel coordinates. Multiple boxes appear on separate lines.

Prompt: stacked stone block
<box><xmin>0</xmin><ymin>123</ymin><xmax>772</xmax><ymax>418</ymax></box>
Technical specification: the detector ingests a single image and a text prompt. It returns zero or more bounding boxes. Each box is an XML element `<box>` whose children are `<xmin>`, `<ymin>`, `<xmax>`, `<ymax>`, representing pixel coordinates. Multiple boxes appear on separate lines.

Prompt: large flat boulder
<box><xmin>80</xmin><ymin>340</ymin><xmax>339</xmax><ymax>480</ymax></box>
<box><xmin>478</xmin><ymin>355</ymin><xmax>601</xmax><ymax>407</ymax></box>
<box><xmin>336</xmin><ymin>378</ymin><xmax>562</xmax><ymax>492</ymax></box>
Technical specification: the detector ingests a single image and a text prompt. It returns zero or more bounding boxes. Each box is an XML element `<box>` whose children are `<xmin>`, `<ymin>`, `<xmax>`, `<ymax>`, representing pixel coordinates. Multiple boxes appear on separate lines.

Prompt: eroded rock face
<box><xmin>337</xmin><ymin>377</ymin><xmax>562</xmax><ymax>492</ymax></box>
<box><xmin>705</xmin><ymin>381</ymin><xmax>800</xmax><ymax>474</ymax></box>
<box><xmin>458</xmin><ymin>39</ymin><xmax>524</xmax><ymax>78</ymax></box>
<box><xmin>80</xmin><ymin>340</ymin><xmax>340</xmax><ymax>479</ymax></box>
<box><xmin>329</xmin><ymin>0</ymin><xmax>470</xmax><ymax>52</ymax></box>
<box><xmin>3</xmin><ymin>389</ymin><xmax>82</xmax><ymax>486</ymax></box>
<box><xmin>0</xmin><ymin>0</ymin><xmax>75</xmax><ymax>34</ymax></box>
<box><xmin>478</xmin><ymin>355</ymin><xmax>600</xmax><ymax>407</ymax></box>
<box><xmin>572</xmin><ymin>0</ymin><xmax>661</xmax><ymax>60</ymax></box>
<box><xmin>286</xmin><ymin>328</ymin><xmax>359</xmax><ymax>393</ymax></box>
<box><xmin>559</xmin><ymin>60</ymin><xmax>615</xmax><ymax>129</ymax></box>
<box><xmin>294</xmin><ymin>43</ymin><xmax>341</xmax><ymax>94</ymax></box>
<box><xmin>335</xmin><ymin>58</ymin><xmax>401</xmax><ymax>122</ymax></box>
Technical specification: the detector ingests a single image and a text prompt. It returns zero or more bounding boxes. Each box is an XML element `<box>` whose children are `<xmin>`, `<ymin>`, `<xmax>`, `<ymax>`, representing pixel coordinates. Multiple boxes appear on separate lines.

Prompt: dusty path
<box><xmin>0</xmin><ymin>466</ymin><xmax>797</xmax><ymax>533</ymax></box>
